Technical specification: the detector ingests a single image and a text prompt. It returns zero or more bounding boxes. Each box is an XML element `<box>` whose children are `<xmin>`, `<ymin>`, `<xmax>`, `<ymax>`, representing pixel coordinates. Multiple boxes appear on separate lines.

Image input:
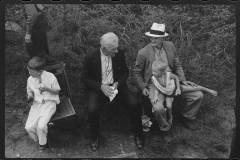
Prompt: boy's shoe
<box><xmin>38</xmin><ymin>144</ymin><xmax>46</xmax><ymax>150</ymax></box>
<box><xmin>90</xmin><ymin>137</ymin><xmax>99</xmax><ymax>152</ymax></box>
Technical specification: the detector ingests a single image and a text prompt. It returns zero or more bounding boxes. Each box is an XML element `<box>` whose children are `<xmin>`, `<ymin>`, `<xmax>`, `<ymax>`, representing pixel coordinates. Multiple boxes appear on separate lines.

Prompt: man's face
<box><xmin>27</xmin><ymin>68</ymin><xmax>42</xmax><ymax>78</ymax></box>
<box><xmin>103</xmin><ymin>43</ymin><xmax>118</xmax><ymax>57</ymax></box>
<box><xmin>150</xmin><ymin>37</ymin><xmax>163</xmax><ymax>47</ymax></box>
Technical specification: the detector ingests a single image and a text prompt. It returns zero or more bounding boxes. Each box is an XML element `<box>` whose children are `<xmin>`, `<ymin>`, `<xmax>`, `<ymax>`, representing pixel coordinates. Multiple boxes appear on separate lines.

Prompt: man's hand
<box><xmin>101</xmin><ymin>84</ymin><xmax>114</xmax><ymax>97</ymax></box>
<box><xmin>181</xmin><ymin>81</ymin><xmax>197</xmax><ymax>87</ymax></box>
<box><xmin>151</xmin><ymin>96</ymin><xmax>158</xmax><ymax>104</ymax></box>
<box><xmin>142</xmin><ymin>87</ymin><xmax>149</xmax><ymax>96</ymax></box>
<box><xmin>25</xmin><ymin>33</ymin><xmax>32</xmax><ymax>43</ymax></box>
<box><xmin>112</xmin><ymin>82</ymin><xmax>119</xmax><ymax>90</ymax></box>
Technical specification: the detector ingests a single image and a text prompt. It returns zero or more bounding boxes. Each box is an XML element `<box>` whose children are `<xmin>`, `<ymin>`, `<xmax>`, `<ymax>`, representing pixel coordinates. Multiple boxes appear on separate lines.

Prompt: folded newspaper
<box><xmin>109</xmin><ymin>86</ymin><xmax>118</xmax><ymax>101</ymax></box>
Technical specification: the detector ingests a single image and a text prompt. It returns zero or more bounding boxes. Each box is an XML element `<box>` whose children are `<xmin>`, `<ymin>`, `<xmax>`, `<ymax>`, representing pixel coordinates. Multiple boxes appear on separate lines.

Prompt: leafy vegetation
<box><xmin>5</xmin><ymin>4</ymin><xmax>235</xmax><ymax>158</ymax></box>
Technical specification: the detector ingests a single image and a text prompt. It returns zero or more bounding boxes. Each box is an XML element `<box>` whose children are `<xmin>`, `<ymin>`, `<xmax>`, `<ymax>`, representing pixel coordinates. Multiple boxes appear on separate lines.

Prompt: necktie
<box><xmin>106</xmin><ymin>57</ymin><xmax>113</xmax><ymax>84</ymax></box>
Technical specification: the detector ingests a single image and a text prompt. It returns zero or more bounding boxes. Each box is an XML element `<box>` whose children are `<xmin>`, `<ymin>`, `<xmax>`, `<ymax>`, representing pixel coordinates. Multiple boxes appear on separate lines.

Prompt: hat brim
<box><xmin>145</xmin><ymin>32</ymin><xmax>168</xmax><ymax>37</ymax></box>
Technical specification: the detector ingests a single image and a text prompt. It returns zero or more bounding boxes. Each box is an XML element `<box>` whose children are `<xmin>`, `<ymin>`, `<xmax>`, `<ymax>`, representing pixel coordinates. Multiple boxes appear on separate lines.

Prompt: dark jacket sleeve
<box><xmin>81</xmin><ymin>53</ymin><xmax>102</xmax><ymax>92</ymax></box>
<box><xmin>115</xmin><ymin>50</ymin><xmax>129</xmax><ymax>88</ymax></box>
<box><xmin>133</xmin><ymin>49</ymin><xmax>148</xmax><ymax>90</ymax></box>
<box><xmin>24</xmin><ymin>4</ymin><xmax>39</xmax><ymax>35</ymax></box>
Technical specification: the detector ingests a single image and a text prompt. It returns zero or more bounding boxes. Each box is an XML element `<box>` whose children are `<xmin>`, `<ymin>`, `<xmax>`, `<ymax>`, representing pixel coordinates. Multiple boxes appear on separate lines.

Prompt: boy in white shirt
<box><xmin>25</xmin><ymin>56</ymin><xmax>60</xmax><ymax>150</ymax></box>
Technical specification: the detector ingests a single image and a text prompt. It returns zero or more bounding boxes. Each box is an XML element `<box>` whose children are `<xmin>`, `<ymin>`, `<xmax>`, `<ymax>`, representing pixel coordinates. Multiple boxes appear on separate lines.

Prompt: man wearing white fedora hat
<box><xmin>134</xmin><ymin>23</ymin><xmax>203</xmax><ymax>139</ymax></box>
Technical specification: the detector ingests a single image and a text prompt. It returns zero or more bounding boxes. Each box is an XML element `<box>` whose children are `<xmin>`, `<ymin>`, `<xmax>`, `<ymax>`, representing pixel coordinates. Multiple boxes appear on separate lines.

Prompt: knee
<box><xmin>153</xmin><ymin>104</ymin><xmax>165</xmax><ymax>113</ymax></box>
<box><xmin>25</xmin><ymin>125</ymin><xmax>33</xmax><ymax>132</ymax></box>
<box><xmin>37</xmin><ymin>124</ymin><xmax>47</xmax><ymax>131</ymax></box>
<box><xmin>195</xmin><ymin>91</ymin><xmax>203</xmax><ymax>100</ymax></box>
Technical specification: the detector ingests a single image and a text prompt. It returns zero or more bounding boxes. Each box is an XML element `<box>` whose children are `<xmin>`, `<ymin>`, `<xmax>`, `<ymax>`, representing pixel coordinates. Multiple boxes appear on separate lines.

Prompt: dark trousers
<box><xmin>88</xmin><ymin>86</ymin><xmax>143</xmax><ymax>139</ymax></box>
<box><xmin>26</xmin><ymin>13</ymin><xmax>59</xmax><ymax>66</ymax></box>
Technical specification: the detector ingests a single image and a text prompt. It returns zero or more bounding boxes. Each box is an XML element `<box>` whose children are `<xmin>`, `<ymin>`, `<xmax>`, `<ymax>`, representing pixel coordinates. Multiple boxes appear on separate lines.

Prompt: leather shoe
<box><xmin>180</xmin><ymin>117</ymin><xmax>196</xmax><ymax>130</ymax></box>
<box><xmin>134</xmin><ymin>136</ymin><xmax>144</xmax><ymax>149</ymax></box>
<box><xmin>90</xmin><ymin>138</ymin><xmax>99</xmax><ymax>152</ymax></box>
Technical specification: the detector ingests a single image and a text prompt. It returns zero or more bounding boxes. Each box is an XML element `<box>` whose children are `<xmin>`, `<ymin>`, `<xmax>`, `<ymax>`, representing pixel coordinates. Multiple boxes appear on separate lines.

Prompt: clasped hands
<box><xmin>101</xmin><ymin>82</ymin><xmax>118</xmax><ymax>97</ymax></box>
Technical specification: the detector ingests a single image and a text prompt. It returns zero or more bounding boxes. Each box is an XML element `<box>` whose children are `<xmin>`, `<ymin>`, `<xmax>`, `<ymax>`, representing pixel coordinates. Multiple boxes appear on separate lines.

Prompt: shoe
<box><xmin>134</xmin><ymin>136</ymin><xmax>144</xmax><ymax>149</ymax></box>
<box><xmin>90</xmin><ymin>137</ymin><xmax>99</xmax><ymax>152</ymax></box>
<box><xmin>38</xmin><ymin>144</ymin><xmax>46</xmax><ymax>150</ymax></box>
<box><xmin>162</xmin><ymin>131</ymin><xmax>172</xmax><ymax>142</ymax></box>
<box><xmin>180</xmin><ymin>116</ymin><xmax>196</xmax><ymax>130</ymax></box>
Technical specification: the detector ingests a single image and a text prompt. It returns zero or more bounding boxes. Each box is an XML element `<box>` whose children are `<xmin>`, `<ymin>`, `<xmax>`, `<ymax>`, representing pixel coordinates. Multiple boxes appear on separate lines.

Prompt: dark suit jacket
<box><xmin>81</xmin><ymin>48</ymin><xmax>129</xmax><ymax>92</ymax></box>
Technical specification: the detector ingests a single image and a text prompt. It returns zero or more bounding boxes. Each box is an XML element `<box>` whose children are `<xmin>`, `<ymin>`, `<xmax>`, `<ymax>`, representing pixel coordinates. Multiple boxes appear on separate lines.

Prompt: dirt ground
<box><xmin>5</xmin><ymin>101</ymin><xmax>231</xmax><ymax>158</ymax></box>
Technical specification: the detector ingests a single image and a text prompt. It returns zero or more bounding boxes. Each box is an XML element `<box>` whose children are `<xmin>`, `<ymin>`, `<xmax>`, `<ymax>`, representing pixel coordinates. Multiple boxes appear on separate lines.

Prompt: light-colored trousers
<box><xmin>149</xmin><ymin>88</ymin><xmax>203</xmax><ymax>131</ymax></box>
<box><xmin>25</xmin><ymin>101</ymin><xmax>56</xmax><ymax>145</ymax></box>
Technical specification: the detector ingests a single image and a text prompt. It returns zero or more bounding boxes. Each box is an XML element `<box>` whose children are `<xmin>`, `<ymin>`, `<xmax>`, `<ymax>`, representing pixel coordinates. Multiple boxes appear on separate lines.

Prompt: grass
<box><xmin>5</xmin><ymin>4</ymin><xmax>235</xmax><ymax>158</ymax></box>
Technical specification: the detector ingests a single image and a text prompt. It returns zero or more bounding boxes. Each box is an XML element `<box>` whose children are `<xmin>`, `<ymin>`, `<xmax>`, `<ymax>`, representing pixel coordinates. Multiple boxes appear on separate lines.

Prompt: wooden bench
<box><xmin>44</xmin><ymin>62</ymin><xmax>76</xmax><ymax>148</ymax></box>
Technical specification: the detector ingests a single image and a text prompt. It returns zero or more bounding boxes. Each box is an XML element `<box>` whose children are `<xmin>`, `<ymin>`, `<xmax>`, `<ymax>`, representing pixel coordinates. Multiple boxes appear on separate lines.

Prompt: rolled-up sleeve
<box><xmin>51</xmin><ymin>75</ymin><xmax>61</xmax><ymax>91</ymax></box>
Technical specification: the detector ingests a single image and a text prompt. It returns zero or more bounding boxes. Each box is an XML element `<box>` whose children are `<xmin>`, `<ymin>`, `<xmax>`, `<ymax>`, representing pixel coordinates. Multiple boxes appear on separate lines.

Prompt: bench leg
<box><xmin>47</xmin><ymin>131</ymin><xmax>52</xmax><ymax>149</ymax></box>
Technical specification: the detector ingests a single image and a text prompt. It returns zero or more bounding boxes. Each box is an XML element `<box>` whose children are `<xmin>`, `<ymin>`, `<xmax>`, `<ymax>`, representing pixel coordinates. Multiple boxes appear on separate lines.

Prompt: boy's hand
<box><xmin>38</xmin><ymin>84</ymin><xmax>49</xmax><ymax>92</ymax></box>
<box><xmin>27</xmin><ymin>95</ymin><xmax>34</xmax><ymax>103</ymax></box>
<box><xmin>143</xmin><ymin>88</ymin><xmax>149</xmax><ymax>96</ymax></box>
<box><xmin>175</xmin><ymin>88</ymin><xmax>181</xmax><ymax>96</ymax></box>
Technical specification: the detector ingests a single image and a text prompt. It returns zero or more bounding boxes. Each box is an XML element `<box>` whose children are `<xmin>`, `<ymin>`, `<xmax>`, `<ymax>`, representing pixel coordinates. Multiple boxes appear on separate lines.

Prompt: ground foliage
<box><xmin>5</xmin><ymin>4</ymin><xmax>235</xmax><ymax>158</ymax></box>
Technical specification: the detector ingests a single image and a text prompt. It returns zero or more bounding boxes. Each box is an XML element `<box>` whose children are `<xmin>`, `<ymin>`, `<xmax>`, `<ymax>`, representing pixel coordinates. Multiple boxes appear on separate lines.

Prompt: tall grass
<box><xmin>5</xmin><ymin>4</ymin><xmax>235</xmax><ymax>158</ymax></box>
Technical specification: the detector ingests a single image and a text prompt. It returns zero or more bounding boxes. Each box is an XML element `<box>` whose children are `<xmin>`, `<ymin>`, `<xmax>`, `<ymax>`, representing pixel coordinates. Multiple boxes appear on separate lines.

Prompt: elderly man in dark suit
<box><xmin>81</xmin><ymin>32</ymin><xmax>144</xmax><ymax>151</ymax></box>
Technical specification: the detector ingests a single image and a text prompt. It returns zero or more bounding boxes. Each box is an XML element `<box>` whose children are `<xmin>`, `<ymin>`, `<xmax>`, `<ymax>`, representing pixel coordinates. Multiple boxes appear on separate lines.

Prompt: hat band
<box><xmin>150</xmin><ymin>29</ymin><xmax>165</xmax><ymax>35</ymax></box>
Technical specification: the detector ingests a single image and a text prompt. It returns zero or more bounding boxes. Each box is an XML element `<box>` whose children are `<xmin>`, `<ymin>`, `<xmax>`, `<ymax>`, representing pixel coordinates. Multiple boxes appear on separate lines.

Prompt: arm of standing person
<box><xmin>24</xmin><ymin>4</ymin><xmax>39</xmax><ymax>43</ymax></box>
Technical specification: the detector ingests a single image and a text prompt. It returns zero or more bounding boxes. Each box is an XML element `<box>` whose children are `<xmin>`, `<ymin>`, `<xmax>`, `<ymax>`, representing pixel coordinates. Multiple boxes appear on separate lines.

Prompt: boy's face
<box><xmin>27</xmin><ymin>68</ymin><xmax>42</xmax><ymax>78</ymax></box>
<box><xmin>152</xmin><ymin>68</ymin><xmax>165</xmax><ymax>77</ymax></box>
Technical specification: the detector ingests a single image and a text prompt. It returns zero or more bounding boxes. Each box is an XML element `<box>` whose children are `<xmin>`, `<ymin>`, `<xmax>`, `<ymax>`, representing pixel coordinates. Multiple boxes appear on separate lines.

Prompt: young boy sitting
<box><xmin>149</xmin><ymin>59</ymin><xmax>218</xmax><ymax>129</ymax></box>
<box><xmin>25</xmin><ymin>56</ymin><xmax>61</xmax><ymax>151</ymax></box>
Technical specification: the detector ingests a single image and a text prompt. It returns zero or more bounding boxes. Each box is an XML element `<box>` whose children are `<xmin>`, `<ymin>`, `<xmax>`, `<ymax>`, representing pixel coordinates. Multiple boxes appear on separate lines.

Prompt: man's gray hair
<box><xmin>100</xmin><ymin>32</ymin><xmax>118</xmax><ymax>48</ymax></box>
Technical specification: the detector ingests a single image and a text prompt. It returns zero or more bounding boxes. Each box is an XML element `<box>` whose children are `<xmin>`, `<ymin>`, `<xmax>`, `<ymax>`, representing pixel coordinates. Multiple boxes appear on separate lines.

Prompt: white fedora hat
<box><xmin>145</xmin><ymin>23</ymin><xmax>169</xmax><ymax>37</ymax></box>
